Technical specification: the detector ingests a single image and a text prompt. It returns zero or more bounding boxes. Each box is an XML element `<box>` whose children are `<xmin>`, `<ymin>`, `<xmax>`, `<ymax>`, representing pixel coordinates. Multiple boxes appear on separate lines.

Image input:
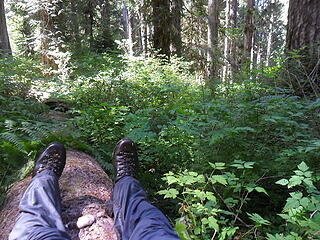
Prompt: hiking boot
<box><xmin>112</xmin><ymin>138</ymin><xmax>138</xmax><ymax>182</ymax></box>
<box><xmin>33</xmin><ymin>142</ymin><xmax>66</xmax><ymax>178</ymax></box>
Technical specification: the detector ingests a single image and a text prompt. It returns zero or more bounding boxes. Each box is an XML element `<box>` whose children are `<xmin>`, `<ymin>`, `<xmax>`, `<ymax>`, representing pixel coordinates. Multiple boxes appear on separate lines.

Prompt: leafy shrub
<box><xmin>158</xmin><ymin>161</ymin><xmax>270</xmax><ymax>240</ymax></box>
<box><xmin>67</xmin><ymin>56</ymin><xmax>320</xmax><ymax>233</ymax></box>
<box><xmin>0</xmin><ymin>57</ymin><xmax>87</xmax><ymax>205</ymax></box>
<box><xmin>267</xmin><ymin>162</ymin><xmax>320</xmax><ymax>239</ymax></box>
<box><xmin>159</xmin><ymin>161</ymin><xmax>320</xmax><ymax>240</ymax></box>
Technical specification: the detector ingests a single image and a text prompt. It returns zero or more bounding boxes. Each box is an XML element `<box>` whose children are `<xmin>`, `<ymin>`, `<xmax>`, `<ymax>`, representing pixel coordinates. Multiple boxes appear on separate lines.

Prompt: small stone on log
<box><xmin>77</xmin><ymin>214</ymin><xmax>96</xmax><ymax>229</ymax></box>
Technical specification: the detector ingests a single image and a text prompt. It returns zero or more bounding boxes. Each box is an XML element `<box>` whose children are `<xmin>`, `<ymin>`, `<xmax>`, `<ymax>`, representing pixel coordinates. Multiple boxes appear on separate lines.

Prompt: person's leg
<box><xmin>9</xmin><ymin>142</ymin><xmax>70</xmax><ymax>240</ymax></box>
<box><xmin>9</xmin><ymin>170</ymin><xmax>70</xmax><ymax>240</ymax></box>
<box><xmin>113</xmin><ymin>176</ymin><xmax>180</xmax><ymax>240</ymax></box>
<box><xmin>112</xmin><ymin>139</ymin><xmax>180</xmax><ymax>240</ymax></box>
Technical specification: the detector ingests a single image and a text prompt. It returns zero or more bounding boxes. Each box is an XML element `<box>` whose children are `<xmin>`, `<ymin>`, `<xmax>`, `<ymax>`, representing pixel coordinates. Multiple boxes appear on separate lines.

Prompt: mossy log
<box><xmin>0</xmin><ymin>150</ymin><xmax>117</xmax><ymax>240</ymax></box>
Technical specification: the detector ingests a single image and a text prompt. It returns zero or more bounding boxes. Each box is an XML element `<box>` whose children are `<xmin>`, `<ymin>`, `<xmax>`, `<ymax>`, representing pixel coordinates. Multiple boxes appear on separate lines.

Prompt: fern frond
<box><xmin>0</xmin><ymin>132</ymin><xmax>26</xmax><ymax>153</ymax></box>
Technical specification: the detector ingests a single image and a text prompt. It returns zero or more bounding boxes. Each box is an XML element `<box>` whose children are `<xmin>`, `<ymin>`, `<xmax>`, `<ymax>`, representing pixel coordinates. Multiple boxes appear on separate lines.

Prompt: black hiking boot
<box><xmin>33</xmin><ymin>142</ymin><xmax>66</xmax><ymax>178</ymax></box>
<box><xmin>112</xmin><ymin>138</ymin><xmax>138</xmax><ymax>182</ymax></box>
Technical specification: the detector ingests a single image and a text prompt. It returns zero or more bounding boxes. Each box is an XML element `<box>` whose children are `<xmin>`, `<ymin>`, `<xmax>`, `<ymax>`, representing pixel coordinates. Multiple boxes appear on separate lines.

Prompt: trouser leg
<box><xmin>113</xmin><ymin>176</ymin><xmax>180</xmax><ymax>240</ymax></box>
<box><xmin>9</xmin><ymin>170</ymin><xmax>70</xmax><ymax>240</ymax></box>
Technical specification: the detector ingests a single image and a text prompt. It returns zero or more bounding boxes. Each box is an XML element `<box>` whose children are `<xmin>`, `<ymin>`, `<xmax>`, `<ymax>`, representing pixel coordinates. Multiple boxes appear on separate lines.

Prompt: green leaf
<box><xmin>194</xmin><ymin>226</ymin><xmax>201</xmax><ymax>235</ymax></box>
<box><xmin>289</xmin><ymin>191</ymin><xmax>303</xmax><ymax>199</ymax></box>
<box><xmin>196</xmin><ymin>175</ymin><xmax>206</xmax><ymax>183</ymax></box>
<box><xmin>303</xmin><ymin>171</ymin><xmax>312</xmax><ymax>178</ymax></box>
<box><xmin>303</xmin><ymin>178</ymin><xmax>313</xmax><ymax>187</ymax></box>
<box><xmin>244</xmin><ymin>162</ymin><xmax>255</xmax><ymax>168</ymax></box>
<box><xmin>209</xmin><ymin>162</ymin><xmax>226</xmax><ymax>170</ymax></box>
<box><xmin>219</xmin><ymin>227</ymin><xmax>239</xmax><ymax>240</ymax></box>
<box><xmin>206</xmin><ymin>191</ymin><xmax>217</xmax><ymax>202</ymax></box>
<box><xmin>208</xmin><ymin>216</ymin><xmax>219</xmax><ymax>230</ymax></box>
<box><xmin>255</xmin><ymin>187</ymin><xmax>268</xmax><ymax>195</ymax></box>
<box><xmin>288</xmin><ymin>176</ymin><xmax>304</xmax><ymax>188</ymax></box>
<box><xmin>175</xmin><ymin>222</ymin><xmax>191</xmax><ymax>240</ymax></box>
<box><xmin>293</xmin><ymin>170</ymin><xmax>304</xmax><ymax>176</ymax></box>
<box><xmin>248</xmin><ymin>213</ymin><xmax>271</xmax><ymax>226</ymax></box>
<box><xmin>193</xmin><ymin>189</ymin><xmax>207</xmax><ymax>200</ymax></box>
<box><xmin>297</xmin><ymin>162</ymin><xmax>309</xmax><ymax>172</ymax></box>
<box><xmin>210</xmin><ymin>175</ymin><xmax>227</xmax><ymax>185</ymax></box>
<box><xmin>189</xmin><ymin>171</ymin><xmax>198</xmax><ymax>177</ymax></box>
<box><xmin>300</xmin><ymin>197</ymin><xmax>310</xmax><ymax>208</ymax></box>
<box><xmin>166</xmin><ymin>176</ymin><xmax>178</xmax><ymax>185</ymax></box>
<box><xmin>276</xmin><ymin>179</ymin><xmax>289</xmax><ymax>186</ymax></box>
<box><xmin>201</xmin><ymin>217</ymin><xmax>208</xmax><ymax>225</ymax></box>
<box><xmin>180</xmin><ymin>175</ymin><xmax>197</xmax><ymax>185</ymax></box>
<box><xmin>158</xmin><ymin>188</ymin><xmax>179</xmax><ymax>199</ymax></box>
<box><xmin>246</xmin><ymin>183</ymin><xmax>255</xmax><ymax>193</ymax></box>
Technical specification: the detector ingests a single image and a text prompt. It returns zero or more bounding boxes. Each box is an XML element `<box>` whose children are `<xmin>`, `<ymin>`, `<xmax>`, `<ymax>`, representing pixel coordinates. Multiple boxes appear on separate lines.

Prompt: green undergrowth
<box><xmin>0</xmin><ymin>57</ymin><xmax>92</xmax><ymax>206</ymax></box>
<box><xmin>1</xmin><ymin>53</ymin><xmax>320</xmax><ymax>239</ymax></box>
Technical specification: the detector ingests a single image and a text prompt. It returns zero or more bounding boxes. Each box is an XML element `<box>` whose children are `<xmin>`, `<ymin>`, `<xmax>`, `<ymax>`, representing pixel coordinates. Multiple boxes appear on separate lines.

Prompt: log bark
<box><xmin>0</xmin><ymin>150</ymin><xmax>117</xmax><ymax>240</ymax></box>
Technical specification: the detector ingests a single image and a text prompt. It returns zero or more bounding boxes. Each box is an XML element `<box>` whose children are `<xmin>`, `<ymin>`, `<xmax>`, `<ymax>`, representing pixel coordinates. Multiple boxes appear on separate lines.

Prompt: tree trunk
<box><xmin>0</xmin><ymin>0</ymin><xmax>11</xmax><ymax>55</ymax></box>
<box><xmin>121</xmin><ymin>1</ymin><xmax>137</xmax><ymax>56</ymax></box>
<box><xmin>207</xmin><ymin>0</ymin><xmax>220</xmax><ymax>84</ymax></box>
<box><xmin>265</xmin><ymin>10</ymin><xmax>274</xmax><ymax>67</ymax></box>
<box><xmin>286</xmin><ymin>0</ymin><xmax>320</xmax><ymax>56</ymax></box>
<box><xmin>84</xmin><ymin>0</ymin><xmax>95</xmax><ymax>48</ymax></box>
<box><xmin>222</xmin><ymin>0</ymin><xmax>230</xmax><ymax>83</ymax></box>
<box><xmin>152</xmin><ymin>0</ymin><xmax>171</xmax><ymax>58</ymax></box>
<box><xmin>139</xmin><ymin>0</ymin><xmax>149</xmax><ymax>55</ymax></box>
<box><xmin>100</xmin><ymin>1</ymin><xmax>113</xmax><ymax>49</ymax></box>
<box><xmin>243</xmin><ymin>0</ymin><xmax>255</xmax><ymax>66</ymax></box>
<box><xmin>286</xmin><ymin>0</ymin><xmax>320</xmax><ymax>69</ymax></box>
<box><xmin>70</xmin><ymin>0</ymin><xmax>80</xmax><ymax>43</ymax></box>
<box><xmin>128</xmin><ymin>11</ymin><xmax>136</xmax><ymax>56</ymax></box>
<box><xmin>230</xmin><ymin>0</ymin><xmax>238</xmax><ymax>78</ymax></box>
<box><xmin>286</xmin><ymin>0</ymin><xmax>320</xmax><ymax>96</ymax></box>
<box><xmin>39</xmin><ymin>4</ymin><xmax>58</xmax><ymax>70</ymax></box>
<box><xmin>121</xmin><ymin>0</ymin><xmax>130</xmax><ymax>39</ymax></box>
<box><xmin>21</xmin><ymin>12</ymin><xmax>35</xmax><ymax>56</ymax></box>
<box><xmin>171</xmin><ymin>0</ymin><xmax>183</xmax><ymax>56</ymax></box>
<box><xmin>140</xmin><ymin>10</ymin><xmax>148</xmax><ymax>55</ymax></box>
<box><xmin>0</xmin><ymin>151</ymin><xmax>117</xmax><ymax>240</ymax></box>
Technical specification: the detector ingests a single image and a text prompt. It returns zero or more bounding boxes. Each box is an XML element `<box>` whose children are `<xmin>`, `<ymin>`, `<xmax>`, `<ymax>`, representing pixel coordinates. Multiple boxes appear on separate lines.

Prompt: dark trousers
<box><xmin>113</xmin><ymin>176</ymin><xmax>180</xmax><ymax>240</ymax></box>
<box><xmin>9</xmin><ymin>172</ymin><xmax>180</xmax><ymax>240</ymax></box>
<box><xmin>9</xmin><ymin>170</ymin><xmax>70</xmax><ymax>240</ymax></box>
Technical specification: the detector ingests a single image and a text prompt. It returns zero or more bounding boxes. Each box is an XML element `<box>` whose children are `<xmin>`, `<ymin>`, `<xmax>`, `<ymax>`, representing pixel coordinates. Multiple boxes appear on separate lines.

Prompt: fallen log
<box><xmin>0</xmin><ymin>150</ymin><xmax>117</xmax><ymax>240</ymax></box>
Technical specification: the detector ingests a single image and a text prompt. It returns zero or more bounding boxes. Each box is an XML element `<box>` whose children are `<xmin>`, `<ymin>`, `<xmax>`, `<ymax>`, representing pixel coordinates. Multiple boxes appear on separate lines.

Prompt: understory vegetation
<box><xmin>1</xmin><ymin>53</ymin><xmax>320</xmax><ymax>239</ymax></box>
